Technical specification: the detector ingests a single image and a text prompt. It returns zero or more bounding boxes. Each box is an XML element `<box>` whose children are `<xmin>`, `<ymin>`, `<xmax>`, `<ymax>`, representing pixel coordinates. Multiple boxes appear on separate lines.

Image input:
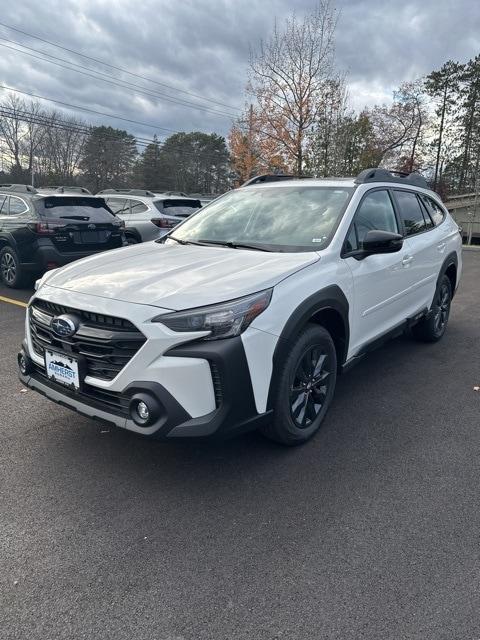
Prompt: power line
<box><xmin>0</xmin><ymin>40</ymin><xmax>238</xmax><ymax>120</ymax></box>
<box><xmin>0</xmin><ymin>106</ymin><xmax>231</xmax><ymax>162</ymax></box>
<box><xmin>0</xmin><ymin>84</ymin><xmax>181</xmax><ymax>134</ymax></box>
<box><xmin>0</xmin><ymin>20</ymin><xmax>240</xmax><ymax>113</ymax></box>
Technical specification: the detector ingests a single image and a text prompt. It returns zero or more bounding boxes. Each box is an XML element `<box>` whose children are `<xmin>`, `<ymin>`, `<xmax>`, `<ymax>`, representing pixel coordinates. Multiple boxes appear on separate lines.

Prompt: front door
<box><xmin>343</xmin><ymin>188</ymin><xmax>415</xmax><ymax>356</ymax></box>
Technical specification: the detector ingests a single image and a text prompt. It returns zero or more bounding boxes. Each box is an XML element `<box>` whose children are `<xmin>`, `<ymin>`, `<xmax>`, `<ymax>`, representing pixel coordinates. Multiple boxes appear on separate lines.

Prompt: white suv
<box><xmin>98</xmin><ymin>189</ymin><xmax>201</xmax><ymax>243</ymax></box>
<box><xmin>19</xmin><ymin>169</ymin><xmax>462</xmax><ymax>445</ymax></box>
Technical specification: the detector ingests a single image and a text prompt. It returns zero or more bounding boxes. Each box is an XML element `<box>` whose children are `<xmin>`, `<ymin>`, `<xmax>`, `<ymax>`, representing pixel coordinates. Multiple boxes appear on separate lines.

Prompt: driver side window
<box><xmin>345</xmin><ymin>190</ymin><xmax>398</xmax><ymax>252</ymax></box>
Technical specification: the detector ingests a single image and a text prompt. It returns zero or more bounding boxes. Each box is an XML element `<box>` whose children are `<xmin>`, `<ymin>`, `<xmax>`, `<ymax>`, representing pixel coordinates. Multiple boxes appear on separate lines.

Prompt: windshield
<box><xmin>167</xmin><ymin>186</ymin><xmax>353</xmax><ymax>251</ymax></box>
<box><xmin>35</xmin><ymin>197</ymin><xmax>117</xmax><ymax>222</ymax></box>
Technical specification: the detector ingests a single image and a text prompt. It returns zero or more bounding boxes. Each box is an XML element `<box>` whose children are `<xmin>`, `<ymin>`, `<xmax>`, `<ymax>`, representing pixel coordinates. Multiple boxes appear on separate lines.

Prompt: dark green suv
<box><xmin>0</xmin><ymin>185</ymin><xmax>126</xmax><ymax>288</ymax></box>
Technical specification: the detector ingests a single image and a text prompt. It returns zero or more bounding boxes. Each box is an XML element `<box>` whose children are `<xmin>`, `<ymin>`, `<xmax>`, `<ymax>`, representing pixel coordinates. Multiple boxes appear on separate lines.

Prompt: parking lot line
<box><xmin>0</xmin><ymin>294</ymin><xmax>28</xmax><ymax>308</ymax></box>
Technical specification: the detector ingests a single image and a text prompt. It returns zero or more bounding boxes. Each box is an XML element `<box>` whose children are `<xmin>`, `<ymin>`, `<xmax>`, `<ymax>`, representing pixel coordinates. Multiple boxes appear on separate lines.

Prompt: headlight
<box><xmin>34</xmin><ymin>268</ymin><xmax>59</xmax><ymax>291</ymax></box>
<box><xmin>153</xmin><ymin>289</ymin><xmax>273</xmax><ymax>340</ymax></box>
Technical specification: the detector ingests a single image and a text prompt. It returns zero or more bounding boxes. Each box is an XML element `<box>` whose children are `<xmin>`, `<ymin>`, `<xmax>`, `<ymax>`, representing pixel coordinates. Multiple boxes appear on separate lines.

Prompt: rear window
<box><xmin>154</xmin><ymin>199</ymin><xmax>201</xmax><ymax>217</ymax></box>
<box><xmin>35</xmin><ymin>197</ymin><xmax>117</xmax><ymax>222</ymax></box>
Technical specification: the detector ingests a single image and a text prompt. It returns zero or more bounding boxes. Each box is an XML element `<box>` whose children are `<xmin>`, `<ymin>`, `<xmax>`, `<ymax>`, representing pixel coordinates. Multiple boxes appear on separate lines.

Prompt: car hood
<box><xmin>43</xmin><ymin>242</ymin><xmax>319</xmax><ymax>309</ymax></box>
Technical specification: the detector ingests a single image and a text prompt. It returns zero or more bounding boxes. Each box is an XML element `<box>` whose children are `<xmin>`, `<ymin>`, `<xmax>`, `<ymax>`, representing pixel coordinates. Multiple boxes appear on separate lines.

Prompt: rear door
<box><xmin>128</xmin><ymin>199</ymin><xmax>158</xmax><ymax>241</ymax></box>
<box><xmin>35</xmin><ymin>196</ymin><xmax>124</xmax><ymax>253</ymax></box>
<box><xmin>391</xmin><ymin>189</ymin><xmax>440</xmax><ymax>314</ymax></box>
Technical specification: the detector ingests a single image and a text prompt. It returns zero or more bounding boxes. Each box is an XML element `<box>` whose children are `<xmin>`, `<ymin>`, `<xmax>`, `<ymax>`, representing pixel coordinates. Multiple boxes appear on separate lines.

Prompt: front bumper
<box><xmin>19</xmin><ymin>328</ymin><xmax>272</xmax><ymax>439</ymax></box>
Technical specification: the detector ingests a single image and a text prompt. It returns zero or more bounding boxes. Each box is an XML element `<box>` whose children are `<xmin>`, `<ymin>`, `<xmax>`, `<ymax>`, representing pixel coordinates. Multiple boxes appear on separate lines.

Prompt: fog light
<box><xmin>18</xmin><ymin>350</ymin><xmax>32</xmax><ymax>376</ymax></box>
<box><xmin>137</xmin><ymin>401</ymin><xmax>149</xmax><ymax>421</ymax></box>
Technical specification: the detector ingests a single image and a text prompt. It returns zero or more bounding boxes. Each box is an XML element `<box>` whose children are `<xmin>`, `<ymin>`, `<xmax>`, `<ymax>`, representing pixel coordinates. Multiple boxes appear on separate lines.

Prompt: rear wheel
<box><xmin>261</xmin><ymin>324</ymin><xmax>337</xmax><ymax>445</ymax></box>
<box><xmin>125</xmin><ymin>234</ymin><xmax>140</xmax><ymax>245</ymax></box>
<box><xmin>411</xmin><ymin>275</ymin><xmax>452</xmax><ymax>342</ymax></box>
<box><xmin>0</xmin><ymin>246</ymin><xmax>29</xmax><ymax>288</ymax></box>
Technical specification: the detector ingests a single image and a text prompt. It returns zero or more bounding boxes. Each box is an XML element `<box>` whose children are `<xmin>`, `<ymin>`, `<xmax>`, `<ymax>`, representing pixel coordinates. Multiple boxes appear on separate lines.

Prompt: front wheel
<box><xmin>411</xmin><ymin>275</ymin><xmax>452</xmax><ymax>343</ymax></box>
<box><xmin>261</xmin><ymin>324</ymin><xmax>337</xmax><ymax>446</ymax></box>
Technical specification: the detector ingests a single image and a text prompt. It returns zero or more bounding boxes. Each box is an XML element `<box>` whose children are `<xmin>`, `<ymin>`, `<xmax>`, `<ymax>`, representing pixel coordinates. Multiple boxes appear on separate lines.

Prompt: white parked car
<box><xmin>98</xmin><ymin>189</ymin><xmax>201</xmax><ymax>243</ymax></box>
<box><xmin>19</xmin><ymin>169</ymin><xmax>461</xmax><ymax>445</ymax></box>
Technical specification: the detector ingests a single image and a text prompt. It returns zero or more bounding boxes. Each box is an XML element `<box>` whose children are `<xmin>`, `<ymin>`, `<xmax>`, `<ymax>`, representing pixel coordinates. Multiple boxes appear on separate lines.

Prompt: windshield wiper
<box><xmin>197</xmin><ymin>239</ymin><xmax>272</xmax><ymax>252</ymax></box>
<box><xmin>162</xmin><ymin>235</ymin><xmax>205</xmax><ymax>246</ymax></box>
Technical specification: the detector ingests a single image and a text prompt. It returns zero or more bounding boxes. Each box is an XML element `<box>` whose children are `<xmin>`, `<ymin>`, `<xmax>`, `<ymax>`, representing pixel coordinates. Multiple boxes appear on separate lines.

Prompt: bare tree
<box><xmin>248</xmin><ymin>1</ymin><xmax>338</xmax><ymax>175</ymax></box>
<box><xmin>0</xmin><ymin>94</ymin><xmax>27</xmax><ymax>170</ymax></box>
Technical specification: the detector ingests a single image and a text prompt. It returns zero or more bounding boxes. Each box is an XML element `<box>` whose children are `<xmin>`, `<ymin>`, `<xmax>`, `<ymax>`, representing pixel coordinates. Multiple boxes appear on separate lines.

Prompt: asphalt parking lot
<box><xmin>1</xmin><ymin>250</ymin><xmax>480</xmax><ymax>640</ymax></box>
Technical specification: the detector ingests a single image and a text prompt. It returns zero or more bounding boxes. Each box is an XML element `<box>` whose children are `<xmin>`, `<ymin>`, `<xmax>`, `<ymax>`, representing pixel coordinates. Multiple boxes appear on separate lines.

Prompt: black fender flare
<box><xmin>124</xmin><ymin>228</ymin><xmax>142</xmax><ymax>243</ymax></box>
<box><xmin>0</xmin><ymin>232</ymin><xmax>18</xmax><ymax>251</ymax></box>
<box><xmin>437</xmin><ymin>251</ymin><xmax>459</xmax><ymax>298</ymax></box>
<box><xmin>266</xmin><ymin>285</ymin><xmax>350</xmax><ymax>410</ymax></box>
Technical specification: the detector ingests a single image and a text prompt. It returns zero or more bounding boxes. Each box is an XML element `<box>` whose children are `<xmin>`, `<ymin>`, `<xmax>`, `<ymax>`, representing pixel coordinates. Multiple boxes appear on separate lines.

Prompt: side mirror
<box><xmin>361</xmin><ymin>230</ymin><xmax>403</xmax><ymax>256</ymax></box>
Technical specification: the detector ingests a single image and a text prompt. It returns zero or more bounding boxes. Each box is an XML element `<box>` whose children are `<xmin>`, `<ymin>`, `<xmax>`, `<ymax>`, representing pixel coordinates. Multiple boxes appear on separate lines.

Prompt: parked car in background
<box><xmin>97</xmin><ymin>189</ymin><xmax>202</xmax><ymax>243</ymax></box>
<box><xmin>0</xmin><ymin>185</ymin><xmax>125</xmax><ymax>288</ymax></box>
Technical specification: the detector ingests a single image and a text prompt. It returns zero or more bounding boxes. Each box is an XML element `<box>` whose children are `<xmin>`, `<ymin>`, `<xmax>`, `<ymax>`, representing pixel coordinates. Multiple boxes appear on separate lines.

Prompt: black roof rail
<box><xmin>241</xmin><ymin>174</ymin><xmax>299</xmax><ymax>187</ymax></box>
<box><xmin>354</xmin><ymin>168</ymin><xmax>429</xmax><ymax>189</ymax></box>
<box><xmin>96</xmin><ymin>188</ymin><xmax>156</xmax><ymax>197</ymax></box>
<box><xmin>0</xmin><ymin>184</ymin><xmax>37</xmax><ymax>194</ymax></box>
<box><xmin>39</xmin><ymin>185</ymin><xmax>92</xmax><ymax>194</ymax></box>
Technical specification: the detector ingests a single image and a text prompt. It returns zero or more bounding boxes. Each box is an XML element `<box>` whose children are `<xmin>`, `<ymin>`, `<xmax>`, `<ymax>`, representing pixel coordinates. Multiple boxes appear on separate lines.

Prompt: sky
<box><xmin>0</xmin><ymin>0</ymin><xmax>479</xmax><ymax>145</ymax></box>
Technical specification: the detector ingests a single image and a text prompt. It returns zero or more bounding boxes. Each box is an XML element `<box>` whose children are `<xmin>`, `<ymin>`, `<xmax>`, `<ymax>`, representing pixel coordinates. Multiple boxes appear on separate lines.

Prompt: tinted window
<box><xmin>420</xmin><ymin>195</ymin><xmax>445</xmax><ymax>226</ymax></box>
<box><xmin>106</xmin><ymin>198</ymin><xmax>129</xmax><ymax>215</ymax></box>
<box><xmin>9</xmin><ymin>196</ymin><xmax>28</xmax><ymax>215</ymax></box>
<box><xmin>395</xmin><ymin>190</ymin><xmax>427</xmax><ymax>236</ymax></box>
<box><xmin>130</xmin><ymin>200</ymin><xmax>148</xmax><ymax>215</ymax></box>
<box><xmin>35</xmin><ymin>197</ymin><xmax>117</xmax><ymax>222</ymax></box>
<box><xmin>0</xmin><ymin>195</ymin><xmax>7</xmax><ymax>214</ymax></box>
<box><xmin>156</xmin><ymin>199</ymin><xmax>202</xmax><ymax>217</ymax></box>
<box><xmin>169</xmin><ymin>187</ymin><xmax>354</xmax><ymax>251</ymax></box>
<box><xmin>352</xmin><ymin>190</ymin><xmax>398</xmax><ymax>246</ymax></box>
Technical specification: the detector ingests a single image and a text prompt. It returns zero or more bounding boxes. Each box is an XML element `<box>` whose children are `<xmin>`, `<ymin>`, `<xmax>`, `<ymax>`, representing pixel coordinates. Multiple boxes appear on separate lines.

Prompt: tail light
<box><xmin>151</xmin><ymin>218</ymin><xmax>178</xmax><ymax>229</ymax></box>
<box><xmin>28</xmin><ymin>220</ymin><xmax>68</xmax><ymax>235</ymax></box>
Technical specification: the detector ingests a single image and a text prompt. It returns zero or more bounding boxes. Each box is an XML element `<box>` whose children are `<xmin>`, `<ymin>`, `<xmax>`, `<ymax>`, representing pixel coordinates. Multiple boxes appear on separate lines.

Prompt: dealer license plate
<box><xmin>45</xmin><ymin>350</ymin><xmax>80</xmax><ymax>389</ymax></box>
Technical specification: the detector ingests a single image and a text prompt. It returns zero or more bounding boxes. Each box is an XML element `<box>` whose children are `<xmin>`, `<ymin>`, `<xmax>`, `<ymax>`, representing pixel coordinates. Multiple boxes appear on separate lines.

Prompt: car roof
<box><xmin>242</xmin><ymin>176</ymin><xmax>437</xmax><ymax>198</ymax></box>
<box><xmin>104</xmin><ymin>193</ymin><xmax>201</xmax><ymax>203</ymax></box>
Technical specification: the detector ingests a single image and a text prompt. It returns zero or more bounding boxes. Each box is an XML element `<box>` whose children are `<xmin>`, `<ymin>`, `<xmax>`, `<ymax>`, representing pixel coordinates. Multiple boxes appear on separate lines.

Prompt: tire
<box><xmin>411</xmin><ymin>274</ymin><xmax>452</xmax><ymax>343</ymax></box>
<box><xmin>125</xmin><ymin>235</ymin><xmax>139</xmax><ymax>245</ymax></box>
<box><xmin>261</xmin><ymin>324</ymin><xmax>337</xmax><ymax>446</ymax></box>
<box><xmin>0</xmin><ymin>246</ymin><xmax>29</xmax><ymax>288</ymax></box>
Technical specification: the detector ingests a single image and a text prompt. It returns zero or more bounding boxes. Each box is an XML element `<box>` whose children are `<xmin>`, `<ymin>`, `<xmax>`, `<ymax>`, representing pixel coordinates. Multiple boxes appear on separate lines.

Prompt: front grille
<box><xmin>31</xmin><ymin>363</ymin><xmax>130</xmax><ymax>418</ymax></box>
<box><xmin>29</xmin><ymin>299</ymin><xmax>146</xmax><ymax>381</ymax></box>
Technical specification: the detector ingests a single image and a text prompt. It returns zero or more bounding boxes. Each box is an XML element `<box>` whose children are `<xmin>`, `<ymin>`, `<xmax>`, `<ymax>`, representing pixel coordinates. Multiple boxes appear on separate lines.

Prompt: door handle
<box><xmin>437</xmin><ymin>241</ymin><xmax>447</xmax><ymax>252</ymax></box>
<box><xmin>402</xmin><ymin>255</ymin><xmax>414</xmax><ymax>266</ymax></box>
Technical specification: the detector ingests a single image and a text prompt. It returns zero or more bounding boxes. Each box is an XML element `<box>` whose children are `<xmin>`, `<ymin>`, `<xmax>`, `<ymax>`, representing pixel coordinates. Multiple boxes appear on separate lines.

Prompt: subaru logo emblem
<box><xmin>51</xmin><ymin>314</ymin><xmax>79</xmax><ymax>338</ymax></box>
<box><xmin>88</xmin><ymin>223</ymin><xmax>96</xmax><ymax>230</ymax></box>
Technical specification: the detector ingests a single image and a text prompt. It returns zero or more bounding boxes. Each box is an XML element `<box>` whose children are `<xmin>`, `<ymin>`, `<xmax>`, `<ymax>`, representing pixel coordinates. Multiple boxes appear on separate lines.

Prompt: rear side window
<box><xmin>9</xmin><ymin>196</ymin><xmax>28</xmax><ymax>215</ymax></box>
<box><xmin>130</xmin><ymin>200</ymin><xmax>148</xmax><ymax>215</ymax></box>
<box><xmin>106</xmin><ymin>198</ymin><xmax>129</xmax><ymax>215</ymax></box>
<box><xmin>420</xmin><ymin>195</ymin><xmax>445</xmax><ymax>226</ymax></box>
<box><xmin>394</xmin><ymin>190</ymin><xmax>428</xmax><ymax>236</ymax></box>
<box><xmin>0</xmin><ymin>195</ymin><xmax>7</xmax><ymax>214</ymax></box>
<box><xmin>35</xmin><ymin>197</ymin><xmax>117</xmax><ymax>222</ymax></box>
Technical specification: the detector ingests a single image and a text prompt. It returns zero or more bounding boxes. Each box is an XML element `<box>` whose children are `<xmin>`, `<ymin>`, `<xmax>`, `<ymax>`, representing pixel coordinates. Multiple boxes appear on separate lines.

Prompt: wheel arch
<box><xmin>266</xmin><ymin>285</ymin><xmax>350</xmax><ymax>410</ymax></box>
<box><xmin>124</xmin><ymin>227</ymin><xmax>142</xmax><ymax>243</ymax></box>
<box><xmin>438</xmin><ymin>251</ymin><xmax>458</xmax><ymax>298</ymax></box>
<box><xmin>0</xmin><ymin>233</ymin><xmax>17</xmax><ymax>250</ymax></box>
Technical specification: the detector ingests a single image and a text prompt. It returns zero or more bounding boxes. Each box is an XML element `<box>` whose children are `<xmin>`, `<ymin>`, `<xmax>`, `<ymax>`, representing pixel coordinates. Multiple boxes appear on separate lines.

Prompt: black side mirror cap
<box><xmin>361</xmin><ymin>230</ymin><xmax>403</xmax><ymax>256</ymax></box>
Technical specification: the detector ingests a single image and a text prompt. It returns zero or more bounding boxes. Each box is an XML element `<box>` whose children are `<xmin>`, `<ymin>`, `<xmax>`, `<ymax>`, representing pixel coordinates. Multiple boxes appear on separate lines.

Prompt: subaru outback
<box><xmin>18</xmin><ymin>169</ymin><xmax>461</xmax><ymax>445</ymax></box>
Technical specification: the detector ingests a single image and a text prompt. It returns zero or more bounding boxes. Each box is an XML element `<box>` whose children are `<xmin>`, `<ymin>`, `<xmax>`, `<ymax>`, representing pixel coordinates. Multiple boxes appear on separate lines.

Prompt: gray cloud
<box><xmin>0</xmin><ymin>0</ymin><xmax>478</xmax><ymax>141</ymax></box>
